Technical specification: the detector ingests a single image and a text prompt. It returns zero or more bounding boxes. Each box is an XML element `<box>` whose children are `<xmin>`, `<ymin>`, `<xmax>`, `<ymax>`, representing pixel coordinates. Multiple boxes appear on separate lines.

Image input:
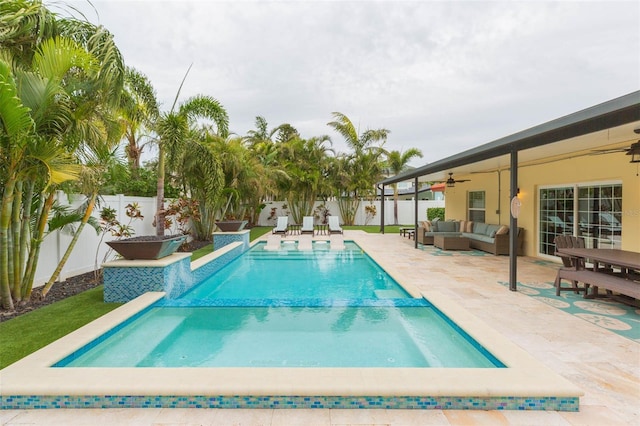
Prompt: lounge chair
<box><xmin>272</xmin><ymin>216</ymin><xmax>288</xmax><ymax>237</ymax></box>
<box><xmin>301</xmin><ymin>216</ymin><xmax>314</xmax><ymax>234</ymax></box>
<box><xmin>328</xmin><ymin>216</ymin><xmax>343</xmax><ymax>234</ymax></box>
<box><xmin>554</xmin><ymin>235</ymin><xmax>587</xmax><ymax>296</ymax></box>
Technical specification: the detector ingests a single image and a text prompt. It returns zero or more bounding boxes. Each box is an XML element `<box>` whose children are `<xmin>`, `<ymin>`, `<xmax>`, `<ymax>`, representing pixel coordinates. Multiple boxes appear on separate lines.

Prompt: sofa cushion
<box><xmin>437</xmin><ymin>221</ymin><xmax>458</xmax><ymax>232</ymax></box>
<box><xmin>496</xmin><ymin>225</ymin><xmax>509</xmax><ymax>235</ymax></box>
<box><xmin>473</xmin><ymin>222</ymin><xmax>488</xmax><ymax>235</ymax></box>
<box><xmin>425</xmin><ymin>232</ymin><xmax>462</xmax><ymax>238</ymax></box>
<box><xmin>486</xmin><ymin>224</ymin><xmax>502</xmax><ymax>237</ymax></box>
<box><xmin>463</xmin><ymin>232</ymin><xmax>495</xmax><ymax>244</ymax></box>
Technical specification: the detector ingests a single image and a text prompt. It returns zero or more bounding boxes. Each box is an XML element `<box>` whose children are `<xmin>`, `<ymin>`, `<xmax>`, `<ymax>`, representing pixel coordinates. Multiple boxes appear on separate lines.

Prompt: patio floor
<box><xmin>1</xmin><ymin>231</ymin><xmax>638</xmax><ymax>425</ymax></box>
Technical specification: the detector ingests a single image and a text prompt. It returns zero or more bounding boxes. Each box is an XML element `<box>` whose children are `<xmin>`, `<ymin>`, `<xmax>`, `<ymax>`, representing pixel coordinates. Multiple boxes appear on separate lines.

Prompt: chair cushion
<box><xmin>486</xmin><ymin>224</ymin><xmax>502</xmax><ymax>237</ymax></box>
<box><xmin>496</xmin><ymin>225</ymin><xmax>509</xmax><ymax>235</ymax></box>
<box><xmin>473</xmin><ymin>223</ymin><xmax>489</xmax><ymax>235</ymax></box>
<box><xmin>437</xmin><ymin>221</ymin><xmax>458</xmax><ymax>232</ymax></box>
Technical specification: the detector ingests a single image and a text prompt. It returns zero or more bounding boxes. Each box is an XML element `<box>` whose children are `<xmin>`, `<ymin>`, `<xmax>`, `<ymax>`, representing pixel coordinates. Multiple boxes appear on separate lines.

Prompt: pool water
<box><xmin>59</xmin><ymin>305</ymin><xmax>501</xmax><ymax>368</ymax></box>
<box><xmin>182</xmin><ymin>241</ymin><xmax>409</xmax><ymax>300</ymax></box>
<box><xmin>55</xmin><ymin>240</ymin><xmax>503</xmax><ymax>369</ymax></box>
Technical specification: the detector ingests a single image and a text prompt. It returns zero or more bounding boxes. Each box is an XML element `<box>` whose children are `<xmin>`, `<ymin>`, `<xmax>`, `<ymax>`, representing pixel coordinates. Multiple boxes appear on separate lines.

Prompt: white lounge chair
<box><xmin>301</xmin><ymin>216</ymin><xmax>315</xmax><ymax>234</ymax></box>
<box><xmin>328</xmin><ymin>216</ymin><xmax>343</xmax><ymax>234</ymax></box>
<box><xmin>272</xmin><ymin>216</ymin><xmax>288</xmax><ymax>236</ymax></box>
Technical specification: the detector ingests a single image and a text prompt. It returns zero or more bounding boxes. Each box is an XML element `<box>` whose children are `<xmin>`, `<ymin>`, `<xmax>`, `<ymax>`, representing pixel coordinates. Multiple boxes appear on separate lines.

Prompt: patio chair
<box><xmin>328</xmin><ymin>216</ymin><xmax>343</xmax><ymax>234</ymax></box>
<box><xmin>553</xmin><ymin>235</ymin><xmax>587</xmax><ymax>296</ymax></box>
<box><xmin>301</xmin><ymin>216</ymin><xmax>315</xmax><ymax>234</ymax></box>
<box><xmin>272</xmin><ymin>216</ymin><xmax>289</xmax><ymax>237</ymax></box>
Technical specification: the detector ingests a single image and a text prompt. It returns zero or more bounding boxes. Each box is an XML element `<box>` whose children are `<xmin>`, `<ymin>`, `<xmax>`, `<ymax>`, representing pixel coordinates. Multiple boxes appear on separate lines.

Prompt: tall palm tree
<box><xmin>155</xmin><ymin>78</ymin><xmax>229</xmax><ymax>236</ymax></box>
<box><xmin>119</xmin><ymin>67</ymin><xmax>159</xmax><ymax>174</ymax></box>
<box><xmin>277</xmin><ymin>136</ymin><xmax>333</xmax><ymax>223</ymax></box>
<box><xmin>385</xmin><ymin>148</ymin><xmax>423</xmax><ymax>225</ymax></box>
<box><xmin>0</xmin><ymin>0</ymin><xmax>125</xmax><ymax>308</ymax></box>
<box><xmin>326</xmin><ymin>112</ymin><xmax>389</xmax><ymax>224</ymax></box>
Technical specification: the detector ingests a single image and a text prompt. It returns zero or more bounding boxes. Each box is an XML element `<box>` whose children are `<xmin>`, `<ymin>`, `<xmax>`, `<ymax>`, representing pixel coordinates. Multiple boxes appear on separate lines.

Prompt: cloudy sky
<box><xmin>59</xmin><ymin>0</ymin><xmax>639</xmax><ymax>166</ymax></box>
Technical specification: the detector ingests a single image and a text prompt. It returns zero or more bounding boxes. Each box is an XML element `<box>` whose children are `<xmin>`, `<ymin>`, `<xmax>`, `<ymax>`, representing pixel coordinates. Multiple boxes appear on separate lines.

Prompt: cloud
<box><xmin>63</xmin><ymin>0</ymin><xmax>639</xmax><ymax>163</ymax></box>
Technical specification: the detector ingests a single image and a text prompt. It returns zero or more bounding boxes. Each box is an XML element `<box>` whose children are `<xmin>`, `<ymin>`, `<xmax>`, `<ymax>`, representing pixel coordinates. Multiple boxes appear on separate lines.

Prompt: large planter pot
<box><xmin>106</xmin><ymin>235</ymin><xmax>187</xmax><ymax>260</ymax></box>
<box><xmin>216</xmin><ymin>220</ymin><xmax>248</xmax><ymax>232</ymax></box>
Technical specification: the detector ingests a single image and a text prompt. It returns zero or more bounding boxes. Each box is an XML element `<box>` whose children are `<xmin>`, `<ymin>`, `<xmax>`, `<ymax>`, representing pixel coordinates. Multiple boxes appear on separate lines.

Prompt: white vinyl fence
<box><xmin>33</xmin><ymin>194</ymin><xmax>444</xmax><ymax>287</ymax></box>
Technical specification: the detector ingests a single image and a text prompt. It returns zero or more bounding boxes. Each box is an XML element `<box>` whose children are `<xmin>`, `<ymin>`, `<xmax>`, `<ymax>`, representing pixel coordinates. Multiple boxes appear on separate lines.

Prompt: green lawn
<box><xmin>0</xmin><ymin>225</ymin><xmax>404</xmax><ymax>369</ymax></box>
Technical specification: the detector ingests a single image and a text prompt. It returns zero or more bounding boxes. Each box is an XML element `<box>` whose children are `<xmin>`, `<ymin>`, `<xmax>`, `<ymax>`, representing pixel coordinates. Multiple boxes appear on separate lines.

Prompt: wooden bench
<box><xmin>558</xmin><ymin>269</ymin><xmax>640</xmax><ymax>300</ymax></box>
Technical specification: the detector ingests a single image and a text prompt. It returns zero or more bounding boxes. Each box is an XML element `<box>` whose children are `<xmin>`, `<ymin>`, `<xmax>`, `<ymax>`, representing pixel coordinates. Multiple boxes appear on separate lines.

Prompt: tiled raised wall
<box><xmin>103</xmin><ymin>254</ymin><xmax>193</xmax><ymax>302</ymax></box>
<box><xmin>1</xmin><ymin>395</ymin><xmax>579</xmax><ymax>411</ymax></box>
<box><xmin>213</xmin><ymin>230</ymin><xmax>250</xmax><ymax>251</ymax></box>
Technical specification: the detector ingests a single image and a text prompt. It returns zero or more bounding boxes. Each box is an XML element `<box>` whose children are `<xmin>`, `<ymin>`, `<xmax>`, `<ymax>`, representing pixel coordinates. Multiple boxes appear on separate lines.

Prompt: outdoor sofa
<box><xmin>417</xmin><ymin>219</ymin><xmax>524</xmax><ymax>255</ymax></box>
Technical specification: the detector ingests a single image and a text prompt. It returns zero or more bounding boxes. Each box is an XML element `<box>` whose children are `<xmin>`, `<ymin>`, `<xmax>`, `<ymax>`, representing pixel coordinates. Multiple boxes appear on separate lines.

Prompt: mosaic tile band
<box><xmin>1</xmin><ymin>395</ymin><xmax>579</xmax><ymax>411</ymax></box>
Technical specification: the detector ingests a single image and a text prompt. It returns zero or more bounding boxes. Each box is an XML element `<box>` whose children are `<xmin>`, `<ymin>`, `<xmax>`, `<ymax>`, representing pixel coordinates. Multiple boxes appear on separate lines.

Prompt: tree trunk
<box><xmin>20</xmin><ymin>190</ymin><xmax>55</xmax><ymax>300</ymax></box>
<box><xmin>156</xmin><ymin>145</ymin><xmax>165</xmax><ymax>236</ymax></box>
<box><xmin>0</xmin><ymin>177</ymin><xmax>16</xmax><ymax>310</ymax></box>
<box><xmin>41</xmin><ymin>193</ymin><xmax>97</xmax><ymax>298</ymax></box>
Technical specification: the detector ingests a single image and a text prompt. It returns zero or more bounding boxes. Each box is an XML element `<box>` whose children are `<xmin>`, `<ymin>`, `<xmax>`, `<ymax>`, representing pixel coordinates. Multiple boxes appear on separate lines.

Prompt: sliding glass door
<box><xmin>539</xmin><ymin>183</ymin><xmax>622</xmax><ymax>256</ymax></box>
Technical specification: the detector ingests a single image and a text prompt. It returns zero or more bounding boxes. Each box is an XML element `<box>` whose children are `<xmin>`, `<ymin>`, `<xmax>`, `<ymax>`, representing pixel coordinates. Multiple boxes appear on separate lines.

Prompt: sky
<box><xmin>58</xmin><ymin>0</ymin><xmax>639</xmax><ymax>167</ymax></box>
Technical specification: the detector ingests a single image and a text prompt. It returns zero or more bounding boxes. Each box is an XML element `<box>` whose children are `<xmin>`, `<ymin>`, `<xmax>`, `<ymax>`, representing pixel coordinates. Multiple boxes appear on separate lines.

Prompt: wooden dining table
<box><xmin>556</xmin><ymin>247</ymin><xmax>640</xmax><ymax>301</ymax></box>
<box><xmin>556</xmin><ymin>247</ymin><xmax>640</xmax><ymax>272</ymax></box>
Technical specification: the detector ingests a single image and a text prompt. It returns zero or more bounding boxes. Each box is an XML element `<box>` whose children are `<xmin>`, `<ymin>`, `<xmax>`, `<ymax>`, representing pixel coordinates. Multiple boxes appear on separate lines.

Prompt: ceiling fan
<box><xmin>442</xmin><ymin>172</ymin><xmax>470</xmax><ymax>188</ymax></box>
<box><xmin>590</xmin><ymin>128</ymin><xmax>640</xmax><ymax>162</ymax></box>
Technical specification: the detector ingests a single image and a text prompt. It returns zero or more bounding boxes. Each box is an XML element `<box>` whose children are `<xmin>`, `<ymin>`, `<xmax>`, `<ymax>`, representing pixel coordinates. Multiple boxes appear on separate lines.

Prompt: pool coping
<box><xmin>0</xmin><ymin>235</ymin><xmax>584</xmax><ymax>410</ymax></box>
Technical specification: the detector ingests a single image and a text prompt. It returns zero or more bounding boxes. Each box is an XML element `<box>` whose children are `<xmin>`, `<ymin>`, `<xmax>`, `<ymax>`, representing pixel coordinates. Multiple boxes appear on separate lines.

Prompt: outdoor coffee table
<box><xmin>434</xmin><ymin>235</ymin><xmax>470</xmax><ymax>250</ymax></box>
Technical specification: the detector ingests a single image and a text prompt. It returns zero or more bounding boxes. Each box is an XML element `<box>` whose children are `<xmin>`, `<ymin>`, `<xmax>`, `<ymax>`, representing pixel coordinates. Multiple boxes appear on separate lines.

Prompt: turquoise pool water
<box><xmin>59</xmin><ymin>305</ymin><xmax>500</xmax><ymax>368</ymax></box>
<box><xmin>55</xmin><ymin>241</ymin><xmax>503</xmax><ymax>369</ymax></box>
<box><xmin>182</xmin><ymin>241</ymin><xmax>409</xmax><ymax>300</ymax></box>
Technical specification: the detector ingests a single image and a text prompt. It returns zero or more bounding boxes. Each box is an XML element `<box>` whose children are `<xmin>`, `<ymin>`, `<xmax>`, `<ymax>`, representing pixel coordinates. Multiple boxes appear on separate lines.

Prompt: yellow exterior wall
<box><xmin>443</xmin><ymin>152</ymin><xmax>640</xmax><ymax>257</ymax></box>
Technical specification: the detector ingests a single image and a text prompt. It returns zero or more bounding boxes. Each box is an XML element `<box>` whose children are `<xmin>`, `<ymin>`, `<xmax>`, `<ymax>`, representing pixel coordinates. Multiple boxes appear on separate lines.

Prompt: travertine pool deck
<box><xmin>1</xmin><ymin>231</ymin><xmax>638</xmax><ymax>425</ymax></box>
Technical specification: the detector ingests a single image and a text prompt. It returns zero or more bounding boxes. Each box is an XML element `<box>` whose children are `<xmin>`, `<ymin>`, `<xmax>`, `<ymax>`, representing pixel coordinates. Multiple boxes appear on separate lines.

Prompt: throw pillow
<box><xmin>496</xmin><ymin>225</ymin><xmax>509</xmax><ymax>235</ymax></box>
<box><xmin>458</xmin><ymin>220</ymin><xmax>466</xmax><ymax>233</ymax></box>
<box><xmin>466</xmin><ymin>221</ymin><xmax>474</xmax><ymax>232</ymax></box>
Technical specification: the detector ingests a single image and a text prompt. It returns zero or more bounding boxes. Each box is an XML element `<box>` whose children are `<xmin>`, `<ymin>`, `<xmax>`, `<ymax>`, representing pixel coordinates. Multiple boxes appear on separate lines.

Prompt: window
<box><xmin>539</xmin><ymin>183</ymin><xmax>622</xmax><ymax>256</ymax></box>
<box><xmin>468</xmin><ymin>191</ymin><xmax>485</xmax><ymax>223</ymax></box>
<box><xmin>577</xmin><ymin>184</ymin><xmax>622</xmax><ymax>249</ymax></box>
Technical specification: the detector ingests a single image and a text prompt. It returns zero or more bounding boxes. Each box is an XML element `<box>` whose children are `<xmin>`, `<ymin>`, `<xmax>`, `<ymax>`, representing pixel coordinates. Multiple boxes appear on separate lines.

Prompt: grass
<box><xmin>0</xmin><ymin>225</ymin><xmax>405</xmax><ymax>369</ymax></box>
<box><xmin>0</xmin><ymin>287</ymin><xmax>122</xmax><ymax>369</ymax></box>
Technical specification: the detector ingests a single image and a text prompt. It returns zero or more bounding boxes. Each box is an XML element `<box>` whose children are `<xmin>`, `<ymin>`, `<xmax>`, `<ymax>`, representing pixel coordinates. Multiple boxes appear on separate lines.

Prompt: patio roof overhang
<box><xmin>380</xmin><ymin>91</ymin><xmax>640</xmax><ymax>186</ymax></box>
<box><xmin>379</xmin><ymin>90</ymin><xmax>640</xmax><ymax>292</ymax></box>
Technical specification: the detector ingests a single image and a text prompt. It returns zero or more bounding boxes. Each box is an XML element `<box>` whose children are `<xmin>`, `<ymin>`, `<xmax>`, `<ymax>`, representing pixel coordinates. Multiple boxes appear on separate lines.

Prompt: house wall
<box><xmin>441</xmin><ymin>151</ymin><xmax>640</xmax><ymax>256</ymax></box>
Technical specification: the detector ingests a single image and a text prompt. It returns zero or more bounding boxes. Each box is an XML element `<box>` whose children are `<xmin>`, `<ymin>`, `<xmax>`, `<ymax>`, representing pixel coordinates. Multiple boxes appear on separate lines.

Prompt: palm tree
<box><xmin>120</xmin><ymin>67</ymin><xmax>159</xmax><ymax>175</ymax></box>
<box><xmin>326</xmin><ymin>112</ymin><xmax>389</xmax><ymax>224</ymax></box>
<box><xmin>0</xmin><ymin>1</ymin><xmax>125</xmax><ymax>308</ymax></box>
<box><xmin>154</xmin><ymin>71</ymin><xmax>229</xmax><ymax>236</ymax></box>
<box><xmin>277</xmin><ymin>136</ymin><xmax>334</xmax><ymax>223</ymax></box>
<box><xmin>385</xmin><ymin>148</ymin><xmax>423</xmax><ymax>225</ymax></box>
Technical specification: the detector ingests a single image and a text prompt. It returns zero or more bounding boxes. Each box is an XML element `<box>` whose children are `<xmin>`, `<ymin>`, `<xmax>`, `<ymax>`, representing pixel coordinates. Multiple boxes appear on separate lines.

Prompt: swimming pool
<box><xmin>0</xmin><ymin>233</ymin><xmax>583</xmax><ymax>410</ymax></box>
<box><xmin>55</xmin><ymin>241</ymin><xmax>500</xmax><ymax>368</ymax></box>
<box><xmin>182</xmin><ymin>241</ymin><xmax>409</xmax><ymax>300</ymax></box>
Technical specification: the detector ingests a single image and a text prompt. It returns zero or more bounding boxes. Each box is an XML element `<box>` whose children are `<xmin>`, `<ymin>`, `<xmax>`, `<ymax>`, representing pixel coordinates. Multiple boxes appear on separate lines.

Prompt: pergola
<box><xmin>378</xmin><ymin>91</ymin><xmax>640</xmax><ymax>291</ymax></box>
